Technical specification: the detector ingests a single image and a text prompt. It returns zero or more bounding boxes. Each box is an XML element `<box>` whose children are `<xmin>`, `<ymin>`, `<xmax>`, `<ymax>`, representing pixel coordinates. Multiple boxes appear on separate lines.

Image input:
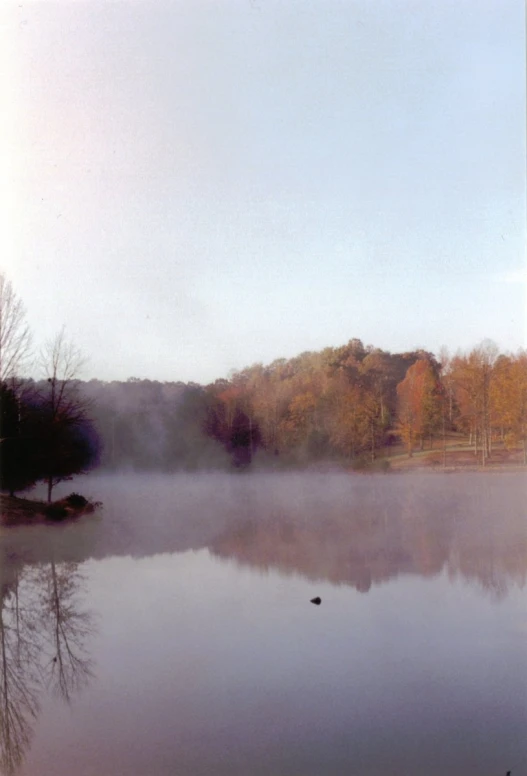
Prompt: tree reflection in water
<box><xmin>210</xmin><ymin>480</ymin><xmax>527</xmax><ymax>601</ymax></box>
<box><xmin>0</xmin><ymin>568</ymin><xmax>41</xmax><ymax>776</ymax></box>
<box><xmin>37</xmin><ymin>561</ymin><xmax>94</xmax><ymax>704</ymax></box>
<box><xmin>0</xmin><ymin>559</ymin><xmax>95</xmax><ymax>775</ymax></box>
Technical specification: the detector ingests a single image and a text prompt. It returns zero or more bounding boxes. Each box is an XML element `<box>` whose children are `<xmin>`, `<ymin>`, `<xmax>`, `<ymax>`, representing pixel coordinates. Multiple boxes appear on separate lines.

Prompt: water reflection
<box><xmin>209</xmin><ymin>477</ymin><xmax>527</xmax><ymax>600</ymax></box>
<box><xmin>37</xmin><ymin>561</ymin><xmax>95</xmax><ymax>703</ymax></box>
<box><xmin>0</xmin><ymin>473</ymin><xmax>526</xmax><ymax>775</ymax></box>
<box><xmin>2</xmin><ymin>474</ymin><xmax>526</xmax><ymax>604</ymax></box>
<box><xmin>0</xmin><ymin>569</ymin><xmax>40</xmax><ymax>775</ymax></box>
<box><xmin>0</xmin><ymin>558</ymin><xmax>95</xmax><ymax>775</ymax></box>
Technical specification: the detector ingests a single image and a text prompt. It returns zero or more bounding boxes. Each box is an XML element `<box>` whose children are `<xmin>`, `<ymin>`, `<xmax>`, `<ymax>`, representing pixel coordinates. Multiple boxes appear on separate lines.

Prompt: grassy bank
<box><xmin>0</xmin><ymin>493</ymin><xmax>100</xmax><ymax>526</ymax></box>
<box><xmin>381</xmin><ymin>443</ymin><xmax>527</xmax><ymax>472</ymax></box>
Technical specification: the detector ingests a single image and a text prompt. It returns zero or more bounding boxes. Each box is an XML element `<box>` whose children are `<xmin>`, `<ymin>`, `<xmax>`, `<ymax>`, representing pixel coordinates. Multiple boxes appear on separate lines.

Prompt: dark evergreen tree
<box><xmin>0</xmin><ymin>383</ymin><xmax>38</xmax><ymax>496</ymax></box>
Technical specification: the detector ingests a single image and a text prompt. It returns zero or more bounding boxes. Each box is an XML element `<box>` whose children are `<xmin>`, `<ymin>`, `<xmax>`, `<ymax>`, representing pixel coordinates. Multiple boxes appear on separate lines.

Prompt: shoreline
<box><xmin>2</xmin><ymin>459</ymin><xmax>526</xmax><ymax>523</ymax></box>
<box><xmin>384</xmin><ymin>464</ymin><xmax>527</xmax><ymax>474</ymax></box>
<box><xmin>0</xmin><ymin>494</ymin><xmax>100</xmax><ymax>527</ymax></box>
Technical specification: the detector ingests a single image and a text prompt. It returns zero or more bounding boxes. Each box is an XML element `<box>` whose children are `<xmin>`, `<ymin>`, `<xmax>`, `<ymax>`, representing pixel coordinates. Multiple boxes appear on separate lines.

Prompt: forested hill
<box><xmin>75</xmin><ymin>338</ymin><xmax>527</xmax><ymax>471</ymax></box>
<box><xmin>74</xmin><ymin>339</ymin><xmax>431</xmax><ymax>470</ymax></box>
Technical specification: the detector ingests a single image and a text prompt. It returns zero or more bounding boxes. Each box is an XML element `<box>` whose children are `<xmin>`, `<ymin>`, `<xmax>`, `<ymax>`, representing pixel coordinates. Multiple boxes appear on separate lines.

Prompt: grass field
<box><xmin>383</xmin><ymin>436</ymin><xmax>526</xmax><ymax>472</ymax></box>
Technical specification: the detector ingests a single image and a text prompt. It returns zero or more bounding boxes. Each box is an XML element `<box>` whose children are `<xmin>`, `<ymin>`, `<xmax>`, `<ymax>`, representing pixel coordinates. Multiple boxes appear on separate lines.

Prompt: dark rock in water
<box><xmin>310</xmin><ymin>597</ymin><xmax>321</xmax><ymax>605</ymax></box>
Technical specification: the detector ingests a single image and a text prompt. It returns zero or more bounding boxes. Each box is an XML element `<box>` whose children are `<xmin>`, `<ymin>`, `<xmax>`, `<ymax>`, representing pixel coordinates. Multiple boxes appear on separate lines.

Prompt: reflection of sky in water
<box><xmin>2</xmin><ymin>473</ymin><xmax>527</xmax><ymax>775</ymax></box>
<box><xmin>23</xmin><ymin>551</ymin><xmax>527</xmax><ymax>776</ymax></box>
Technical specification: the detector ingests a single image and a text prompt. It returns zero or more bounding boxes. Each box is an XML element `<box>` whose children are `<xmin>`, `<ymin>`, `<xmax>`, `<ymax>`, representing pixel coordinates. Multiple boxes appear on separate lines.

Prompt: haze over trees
<box><xmin>72</xmin><ymin>339</ymin><xmax>527</xmax><ymax>472</ymax></box>
<box><xmin>1</xmin><ymin>271</ymin><xmax>526</xmax><ymax>492</ymax></box>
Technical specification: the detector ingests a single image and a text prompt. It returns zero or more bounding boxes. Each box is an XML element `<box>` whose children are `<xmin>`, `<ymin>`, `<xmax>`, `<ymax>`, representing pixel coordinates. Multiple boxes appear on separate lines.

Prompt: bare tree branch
<box><xmin>38</xmin><ymin>329</ymin><xmax>95</xmax><ymax>501</ymax></box>
<box><xmin>0</xmin><ymin>274</ymin><xmax>32</xmax><ymax>383</ymax></box>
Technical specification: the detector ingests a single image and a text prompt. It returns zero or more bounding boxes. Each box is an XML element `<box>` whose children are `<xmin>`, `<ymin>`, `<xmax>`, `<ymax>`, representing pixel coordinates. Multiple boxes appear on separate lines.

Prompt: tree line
<box><xmin>73</xmin><ymin>338</ymin><xmax>527</xmax><ymax>472</ymax></box>
<box><xmin>1</xmin><ymin>271</ymin><xmax>526</xmax><ymax>496</ymax></box>
<box><xmin>203</xmin><ymin>338</ymin><xmax>527</xmax><ymax>467</ymax></box>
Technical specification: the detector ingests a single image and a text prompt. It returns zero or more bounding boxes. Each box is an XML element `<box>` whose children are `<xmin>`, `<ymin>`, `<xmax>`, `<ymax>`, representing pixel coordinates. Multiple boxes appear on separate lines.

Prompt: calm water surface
<box><xmin>1</xmin><ymin>472</ymin><xmax>526</xmax><ymax>776</ymax></box>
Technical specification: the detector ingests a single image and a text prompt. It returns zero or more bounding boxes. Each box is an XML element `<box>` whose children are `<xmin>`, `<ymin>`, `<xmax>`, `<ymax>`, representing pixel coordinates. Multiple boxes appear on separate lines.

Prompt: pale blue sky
<box><xmin>2</xmin><ymin>0</ymin><xmax>526</xmax><ymax>383</ymax></box>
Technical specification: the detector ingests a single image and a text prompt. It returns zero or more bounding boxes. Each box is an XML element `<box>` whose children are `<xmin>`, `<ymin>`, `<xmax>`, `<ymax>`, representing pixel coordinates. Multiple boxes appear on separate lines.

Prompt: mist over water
<box><xmin>2</xmin><ymin>472</ymin><xmax>527</xmax><ymax>775</ymax></box>
<box><xmin>10</xmin><ymin>472</ymin><xmax>526</xmax><ymax>597</ymax></box>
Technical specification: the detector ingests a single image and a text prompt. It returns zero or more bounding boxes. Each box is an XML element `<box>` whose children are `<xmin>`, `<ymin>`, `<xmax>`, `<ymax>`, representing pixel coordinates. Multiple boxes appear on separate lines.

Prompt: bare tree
<box><xmin>0</xmin><ymin>273</ymin><xmax>31</xmax><ymax>383</ymax></box>
<box><xmin>39</xmin><ymin>329</ymin><xmax>96</xmax><ymax>502</ymax></box>
<box><xmin>40</xmin><ymin>327</ymin><xmax>86</xmax><ymax>420</ymax></box>
<box><xmin>451</xmin><ymin>340</ymin><xmax>499</xmax><ymax>466</ymax></box>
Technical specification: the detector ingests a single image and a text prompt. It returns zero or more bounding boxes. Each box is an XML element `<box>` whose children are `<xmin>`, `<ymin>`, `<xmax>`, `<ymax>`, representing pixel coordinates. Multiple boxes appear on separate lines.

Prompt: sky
<box><xmin>1</xmin><ymin>0</ymin><xmax>526</xmax><ymax>384</ymax></box>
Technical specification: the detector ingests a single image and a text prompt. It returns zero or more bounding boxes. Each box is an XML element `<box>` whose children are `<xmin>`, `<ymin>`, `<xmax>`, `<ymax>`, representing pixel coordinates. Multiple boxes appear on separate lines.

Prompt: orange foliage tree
<box><xmin>396</xmin><ymin>359</ymin><xmax>441</xmax><ymax>457</ymax></box>
<box><xmin>491</xmin><ymin>352</ymin><xmax>527</xmax><ymax>462</ymax></box>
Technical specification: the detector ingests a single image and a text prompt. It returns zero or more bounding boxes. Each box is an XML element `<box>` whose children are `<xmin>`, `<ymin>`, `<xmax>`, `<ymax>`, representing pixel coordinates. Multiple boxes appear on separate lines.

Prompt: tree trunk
<box><xmin>442</xmin><ymin>413</ymin><xmax>446</xmax><ymax>469</ymax></box>
<box><xmin>1</xmin><ymin>608</ymin><xmax>8</xmax><ymax>727</ymax></box>
<box><xmin>47</xmin><ymin>477</ymin><xmax>53</xmax><ymax>503</ymax></box>
<box><xmin>111</xmin><ymin>417</ymin><xmax>116</xmax><ymax>466</ymax></box>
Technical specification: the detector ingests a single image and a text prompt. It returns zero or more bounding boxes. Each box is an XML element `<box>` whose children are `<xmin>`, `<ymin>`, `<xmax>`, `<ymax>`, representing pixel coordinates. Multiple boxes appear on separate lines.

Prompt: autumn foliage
<box><xmin>203</xmin><ymin>340</ymin><xmax>437</xmax><ymax>465</ymax></box>
<box><xmin>202</xmin><ymin>339</ymin><xmax>527</xmax><ymax>467</ymax></box>
<box><xmin>396</xmin><ymin>359</ymin><xmax>443</xmax><ymax>457</ymax></box>
<box><xmin>9</xmin><ymin>337</ymin><xmax>524</xmax><ymax>476</ymax></box>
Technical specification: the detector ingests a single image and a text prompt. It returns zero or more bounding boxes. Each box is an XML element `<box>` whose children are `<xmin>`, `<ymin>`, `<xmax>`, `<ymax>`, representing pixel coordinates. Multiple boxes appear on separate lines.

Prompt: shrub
<box><xmin>65</xmin><ymin>493</ymin><xmax>88</xmax><ymax>507</ymax></box>
<box><xmin>45</xmin><ymin>503</ymin><xmax>69</xmax><ymax>521</ymax></box>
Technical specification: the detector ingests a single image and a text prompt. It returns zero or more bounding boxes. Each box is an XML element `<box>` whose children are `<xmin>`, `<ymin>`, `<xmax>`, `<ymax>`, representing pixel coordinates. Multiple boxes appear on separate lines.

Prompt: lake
<box><xmin>1</xmin><ymin>472</ymin><xmax>526</xmax><ymax>776</ymax></box>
